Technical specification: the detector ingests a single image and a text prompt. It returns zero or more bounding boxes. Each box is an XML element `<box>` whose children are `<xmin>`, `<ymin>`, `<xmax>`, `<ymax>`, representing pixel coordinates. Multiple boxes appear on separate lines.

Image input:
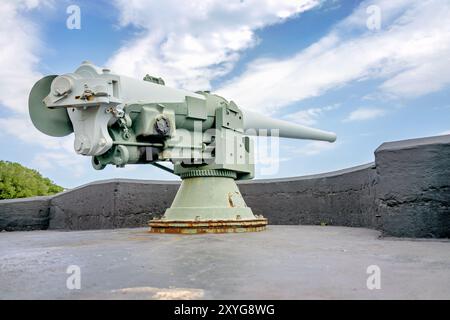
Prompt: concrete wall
<box><xmin>375</xmin><ymin>135</ymin><xmax>450</xmax><ymax>238</ymax></box>
<box><xmin>1</xmin><ymin>134</ymin><xmax>449</xmax><ymax>238</ymax></box>
<box><xmin>0</xmin><ymin>196</ymin><xmax>51</xmax><ymax>231</ymax></box>
<box><xmin>49</xmin><ymin>180</ymin><xmax>178</xmax><ymax>230</ymax></box>
<box><xmin>240</xmin><ymin>163</ymin><xmax>379</xmax><ymax>229</ymax></box>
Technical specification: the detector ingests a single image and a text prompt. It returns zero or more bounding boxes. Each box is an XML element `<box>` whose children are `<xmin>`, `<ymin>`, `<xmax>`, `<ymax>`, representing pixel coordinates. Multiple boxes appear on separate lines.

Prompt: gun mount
<box><xmin>29</xmin><ymin>61</ymin><xmax>336</xmax><ymax>234</ymax></box>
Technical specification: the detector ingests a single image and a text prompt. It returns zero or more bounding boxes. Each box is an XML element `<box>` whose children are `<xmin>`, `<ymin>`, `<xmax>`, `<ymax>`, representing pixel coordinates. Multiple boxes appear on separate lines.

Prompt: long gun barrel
<box><xmin>242</xmin><ymin>110</ymin><xmax>336</xmax><ymax>142</ymax></box>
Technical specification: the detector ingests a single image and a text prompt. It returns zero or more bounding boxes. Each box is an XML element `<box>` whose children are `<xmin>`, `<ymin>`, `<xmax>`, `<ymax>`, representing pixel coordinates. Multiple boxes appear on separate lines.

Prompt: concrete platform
<box><xmin>1</xmin><ymin>226</ymin><xmax>449</xmax><ymax>300</ymax></box>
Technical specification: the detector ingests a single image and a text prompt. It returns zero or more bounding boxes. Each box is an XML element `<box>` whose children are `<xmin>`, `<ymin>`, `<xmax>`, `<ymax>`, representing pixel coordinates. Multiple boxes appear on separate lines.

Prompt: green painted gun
<box><xmin>29</xmin><ymin>61</ymin><xmax>336</xmax><ymax>234</ymax></box>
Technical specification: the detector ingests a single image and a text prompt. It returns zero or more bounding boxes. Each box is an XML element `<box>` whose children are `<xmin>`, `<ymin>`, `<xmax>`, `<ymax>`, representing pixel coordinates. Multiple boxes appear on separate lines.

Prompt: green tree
<box><xmin>0</xmin><ymin>161</ymin><xmax>64</xmax><ymax>199</ymax></box>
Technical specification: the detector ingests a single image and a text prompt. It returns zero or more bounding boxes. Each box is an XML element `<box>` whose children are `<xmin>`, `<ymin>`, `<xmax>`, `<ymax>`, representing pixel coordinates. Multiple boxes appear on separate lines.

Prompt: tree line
<box><xmin>0</xmin><ymin>161</ymin><xmax>64</xmax><ymax>199</ymax></box>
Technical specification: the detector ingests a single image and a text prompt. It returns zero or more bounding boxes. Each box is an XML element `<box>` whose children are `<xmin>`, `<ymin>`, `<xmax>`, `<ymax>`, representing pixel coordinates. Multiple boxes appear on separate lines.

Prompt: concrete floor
<box><xmin>1</xmin><ymin>225</ymin><xmax>449</xmax><ymax>300</ymax></box>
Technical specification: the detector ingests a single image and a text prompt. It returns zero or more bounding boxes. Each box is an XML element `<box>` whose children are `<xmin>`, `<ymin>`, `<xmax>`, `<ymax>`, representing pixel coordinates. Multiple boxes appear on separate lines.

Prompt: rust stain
<box><xmin>148</xmin><ymin>218</ymin><xmax>268</xmax><ymax>234</ymax></box>
<box><xmin>227</xmin><ymin>192</ymin><xmax>235</xmax><ymax>207</ymax></box>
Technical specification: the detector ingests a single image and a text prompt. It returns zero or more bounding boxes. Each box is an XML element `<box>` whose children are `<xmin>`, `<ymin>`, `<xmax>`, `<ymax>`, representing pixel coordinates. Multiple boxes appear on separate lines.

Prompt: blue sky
<box><xmin>0</xmin><ymin>0</ymin><xmax>449</xmax><ymax>188</ymax></box>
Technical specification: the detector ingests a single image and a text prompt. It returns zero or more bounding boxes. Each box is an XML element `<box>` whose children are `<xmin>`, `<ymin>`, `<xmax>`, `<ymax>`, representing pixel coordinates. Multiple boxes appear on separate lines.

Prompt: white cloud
<box><xmin>33</xmin><ymin>151</ymin><xmax>86</xmax><ymax>178</ymax></box>
<box><xmin>0</xmin><ymin>0</ymin><xmax>49</xmax><ymax>115</ymax></box>
<box><xmin>0</xmin><ymin>116</ymin><xmax>86</xmax><ymax>175</ymax></box>
<box><xmin>0</xmin><ymin>1</ymin><xmax>66</xmax><ymax>151</ymax></box>
<box><xmin>108</xmin><ymin>0</ymin><xmax>321</xmax><ymax>90</ymax></box>
<box><xmin>285</xmin><ymin>104</ymin><xmax>339</xmax><ymax>126</ymax></box>
<box><xmin>438</xmin><ymin>130</ymin><xmax>450</xmax><ymax>136</ymax></box>
<box><xmin>344</xmin><ymin>107</ymin><xmax>386</xmax><ymax>122</ymax></box>
<box><xmin>0</xmin><ymin>1</ymin><xmax>53</xmax><ymax>145</ymax></box>
<box><xmin>0</xmin><ymin>117</ymin><xmax>73</xmax><ymax>152</ymax></box>
<box><xmin>217</xmin><ymin>0</ymin><xmax>450</xmax><ymax>113</ymax></box>
<box><xmin>0</xmin><ymin>1</ymin><xmax>84</xmax><ymax>177</ymax></box>
<box><xmin>279</xmin><ymin>140</ymin><xmax>337</xmax><ymax>163</ymax></box>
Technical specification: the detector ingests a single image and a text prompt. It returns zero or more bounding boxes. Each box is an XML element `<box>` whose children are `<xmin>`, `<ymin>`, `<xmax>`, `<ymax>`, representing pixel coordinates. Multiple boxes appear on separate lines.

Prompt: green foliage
<box><xmin>0</xmin><ymin>161</ymin><xmax>64</xmax><ymax>199</ymax></box>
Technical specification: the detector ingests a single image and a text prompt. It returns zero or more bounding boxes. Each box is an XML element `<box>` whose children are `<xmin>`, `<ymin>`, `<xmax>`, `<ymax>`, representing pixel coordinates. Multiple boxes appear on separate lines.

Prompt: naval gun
<box><xmin>29</xmin><ymin>61</ymin><xmax>336</xmax><ymax>234</ymax></box>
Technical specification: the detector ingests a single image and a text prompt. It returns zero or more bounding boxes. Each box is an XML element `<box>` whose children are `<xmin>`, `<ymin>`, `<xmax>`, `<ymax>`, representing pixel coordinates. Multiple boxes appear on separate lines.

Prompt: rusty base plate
<box><xmin>149</xmin><ymin>218</ymin><xmax>268</xmax><ymax>234</ymax></box>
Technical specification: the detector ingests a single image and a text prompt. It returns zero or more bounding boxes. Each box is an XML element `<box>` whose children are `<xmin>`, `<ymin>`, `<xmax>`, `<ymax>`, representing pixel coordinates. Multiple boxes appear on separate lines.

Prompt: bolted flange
<box><xmin>149</xmin><ymin>218</ymin><xmax>268</xmax><ymax>234</ymax></box>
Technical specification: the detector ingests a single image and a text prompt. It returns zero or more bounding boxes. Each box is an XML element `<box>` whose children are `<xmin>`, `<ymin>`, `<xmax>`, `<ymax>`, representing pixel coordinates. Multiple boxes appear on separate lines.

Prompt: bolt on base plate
<box><xmin>149</xmin><ymin>218</ymin><xmax>268</xmax><ymax>234</ymax></box>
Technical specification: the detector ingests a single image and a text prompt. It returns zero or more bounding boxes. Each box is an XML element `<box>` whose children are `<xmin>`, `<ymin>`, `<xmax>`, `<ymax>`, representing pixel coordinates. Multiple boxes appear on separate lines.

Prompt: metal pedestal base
<box><xmin>148</xmin><ymin>169</ymin><xmax>268</xmax><ymax>234</ymax></box>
